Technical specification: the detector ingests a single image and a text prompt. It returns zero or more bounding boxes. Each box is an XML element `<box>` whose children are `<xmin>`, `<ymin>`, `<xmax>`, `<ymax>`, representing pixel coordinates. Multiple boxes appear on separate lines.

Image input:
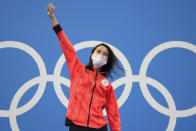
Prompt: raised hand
<box><xmin>46</xmin><ymin>3</ymin><xmax>58</xmax><ymax>25</ymax></box>
<box><xmin>47</xmin><ymin>3</ymin><xmax>55</xmax><ymax>17</ymax></box>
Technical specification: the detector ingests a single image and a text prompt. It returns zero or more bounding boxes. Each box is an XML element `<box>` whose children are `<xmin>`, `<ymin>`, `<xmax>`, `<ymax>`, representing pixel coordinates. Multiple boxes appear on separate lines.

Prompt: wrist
<box><xmin>49</xmin><ymin>13</ymin><xmax>55</xmax><ymax>19</ymax></box>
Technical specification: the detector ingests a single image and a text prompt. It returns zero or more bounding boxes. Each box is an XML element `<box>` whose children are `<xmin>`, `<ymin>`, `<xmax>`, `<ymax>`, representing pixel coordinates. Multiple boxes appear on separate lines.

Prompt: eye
<box><xmin>97</xmin><ymin>50</ymin><xmax>101</xmax><ymax>53</ymax></box>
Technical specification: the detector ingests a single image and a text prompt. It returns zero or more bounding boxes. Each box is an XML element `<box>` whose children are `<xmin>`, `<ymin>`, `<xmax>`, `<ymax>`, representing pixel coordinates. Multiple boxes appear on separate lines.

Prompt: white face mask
<box><xmin>91</xmin><ymin>53</ymin><xmax>107</xmax><ymax>69</ymax></box>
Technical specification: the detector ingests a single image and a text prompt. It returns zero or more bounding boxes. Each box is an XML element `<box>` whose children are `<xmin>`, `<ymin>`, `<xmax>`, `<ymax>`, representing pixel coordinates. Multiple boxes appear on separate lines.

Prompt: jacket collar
<box><xmin>92</xmin><ymin>66</ymin><xmax>106</xmax><ymax>75</ymax></box>
<box><xmin>86</xmin><ymin>66</ymin><xmax>106</xmax><ymax>75</ymax></box>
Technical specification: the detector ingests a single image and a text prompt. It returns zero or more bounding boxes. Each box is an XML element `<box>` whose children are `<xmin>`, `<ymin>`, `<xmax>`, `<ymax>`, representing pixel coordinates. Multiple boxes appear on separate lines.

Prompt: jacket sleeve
<box><xmin>52</xmin><ymin>23</ymin><xmax>82</xmax><ymax>79</ymax></box>
<box><xmin>106</xmin><ymin>85</ymin><xmax>121</xmax><ymax>131</ymax></box>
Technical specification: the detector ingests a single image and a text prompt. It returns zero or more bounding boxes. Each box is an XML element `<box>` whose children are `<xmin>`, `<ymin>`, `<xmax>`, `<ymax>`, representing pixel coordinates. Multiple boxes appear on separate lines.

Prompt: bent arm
<box><xmin>106</xmin><ymin>85</ymin><xmax>121</xmax><ymax>131</ymax></box>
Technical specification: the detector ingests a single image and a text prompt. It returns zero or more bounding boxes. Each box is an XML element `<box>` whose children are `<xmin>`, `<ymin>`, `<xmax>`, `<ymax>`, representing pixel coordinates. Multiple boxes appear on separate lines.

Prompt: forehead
<box><xmin>95</xmin><ymin>46</ymin><xmax>108</xmax><ymax>53</ymax></box>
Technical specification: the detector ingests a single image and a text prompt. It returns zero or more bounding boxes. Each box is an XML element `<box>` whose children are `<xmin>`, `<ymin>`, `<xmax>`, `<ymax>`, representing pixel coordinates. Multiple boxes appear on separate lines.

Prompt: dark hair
<box><xmin>86</xmin><ymin>43</ymin><xmax>123</xmax><ymax>79</ymax></box>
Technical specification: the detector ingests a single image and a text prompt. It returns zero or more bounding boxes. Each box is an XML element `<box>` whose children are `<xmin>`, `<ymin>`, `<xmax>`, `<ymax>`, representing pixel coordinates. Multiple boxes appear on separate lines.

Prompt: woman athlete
<box><xmin>47</xmin><ymin>3</ymin><xmax>121</xmax><ymax>131</ymax></box>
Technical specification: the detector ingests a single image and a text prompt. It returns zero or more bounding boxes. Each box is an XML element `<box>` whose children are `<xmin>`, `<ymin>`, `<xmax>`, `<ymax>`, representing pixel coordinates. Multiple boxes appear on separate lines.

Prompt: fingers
<box><xmin>47</xmin><ymin>3</ymin><xmax>52</xmax><ymax>12</ymax></box>
<box><xmin>46</xmin><ymin>4</ymin><xmax>49</xmax><ymax>12</ymax></box>
<box><xmin>46</xmin><ymin>3</ymin><xmax>55</xmax><ymax>13</ymax></box>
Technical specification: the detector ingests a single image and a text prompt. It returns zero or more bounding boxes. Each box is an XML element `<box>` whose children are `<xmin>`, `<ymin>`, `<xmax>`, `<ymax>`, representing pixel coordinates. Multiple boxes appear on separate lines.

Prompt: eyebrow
<box><xmin>97</xmin><ymin>49</ymin><xmax>108</xmax><ymax>54</ymax></box>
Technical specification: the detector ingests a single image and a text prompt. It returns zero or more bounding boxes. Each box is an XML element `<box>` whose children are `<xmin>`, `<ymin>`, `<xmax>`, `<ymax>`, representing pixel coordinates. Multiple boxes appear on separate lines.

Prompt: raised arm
<box><xmin>46</xmin><ymin>3</ymin><xmax>83</xmax><ymax>80</ymax></box>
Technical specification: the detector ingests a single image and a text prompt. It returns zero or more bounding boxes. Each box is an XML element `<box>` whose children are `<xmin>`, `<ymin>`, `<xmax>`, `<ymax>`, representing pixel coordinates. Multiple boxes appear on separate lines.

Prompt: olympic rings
<box><xmin>0</xmin><ymin>40</ymin><xmax>196</xmax><ymax>131</ymax></box>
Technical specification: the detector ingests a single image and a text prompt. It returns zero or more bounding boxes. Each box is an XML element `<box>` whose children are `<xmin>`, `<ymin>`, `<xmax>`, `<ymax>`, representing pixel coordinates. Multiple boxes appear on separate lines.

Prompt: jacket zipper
<box><xmin>87</xmin><ymin>71</ymin><xmax>98</xmax><ymax>127</ymax></box>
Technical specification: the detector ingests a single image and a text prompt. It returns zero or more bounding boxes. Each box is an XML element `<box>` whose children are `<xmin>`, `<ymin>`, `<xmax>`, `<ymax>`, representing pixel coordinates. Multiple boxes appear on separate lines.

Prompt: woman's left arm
<box><xmin>105</xmin><ymin>85</ymin><xmax>121</xmax><ymax>131</ymax></box>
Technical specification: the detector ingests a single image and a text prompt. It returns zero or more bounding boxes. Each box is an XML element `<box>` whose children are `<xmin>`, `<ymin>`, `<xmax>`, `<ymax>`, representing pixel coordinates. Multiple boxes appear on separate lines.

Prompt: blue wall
<box><xmin>0</xmin><ymin>0</ymin><xmax>196</xmax><ymax>131</ymax></box>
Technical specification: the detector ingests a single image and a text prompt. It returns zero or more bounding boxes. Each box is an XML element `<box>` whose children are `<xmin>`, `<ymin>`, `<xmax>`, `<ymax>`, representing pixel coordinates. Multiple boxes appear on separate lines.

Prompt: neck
<box><xmin>95</xmin><ymin>67</ymin><xmax>101</xmax><ymax>72</ymax></box>
<box><xmin>93</xmin><ymin>66</ymin><xmax>101</xmax><ymax>72</ymax></box>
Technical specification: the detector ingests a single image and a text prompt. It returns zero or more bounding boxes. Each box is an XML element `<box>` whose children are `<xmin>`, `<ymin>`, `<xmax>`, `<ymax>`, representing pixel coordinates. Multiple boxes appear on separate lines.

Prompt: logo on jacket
<box><xmin>101</xmin><ymin>79</ymin><xmax>109</xmax><ymax>86</ymax></box>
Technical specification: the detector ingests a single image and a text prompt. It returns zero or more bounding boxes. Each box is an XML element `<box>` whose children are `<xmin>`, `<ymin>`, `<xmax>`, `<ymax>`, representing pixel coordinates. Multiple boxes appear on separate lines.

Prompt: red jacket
<box><xmin>53</xmin><ymin>23</ymin><xmax>121</xmax><ymax>131</ymax></box>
